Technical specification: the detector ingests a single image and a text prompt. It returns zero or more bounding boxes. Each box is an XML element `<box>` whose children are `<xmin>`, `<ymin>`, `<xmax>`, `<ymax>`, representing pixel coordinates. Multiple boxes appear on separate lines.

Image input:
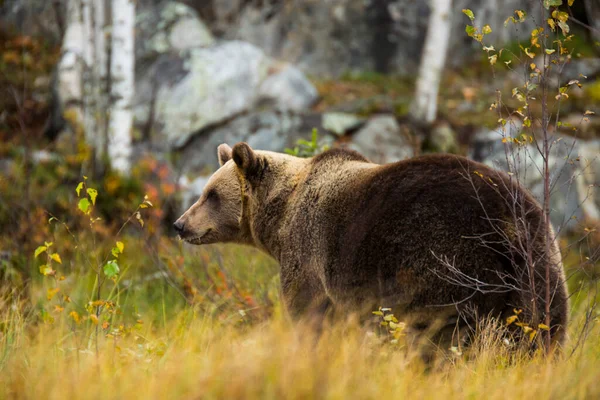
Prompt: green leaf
<box><xmin>462</xmin><ymin>9</ymin><xmax>475</xmax><ymax>21</ymax></box>
<box><xmin>545</xmin><ymin>48</ymin><xmax>556</xmax><ymax>54</ymax></box>
<box><xmin>543</xmin><ymin>0</ymin><xmax>562</xmax><ymax>9</ymax></box>
<box><xmin>103</xmin><ymin>260</ymin><xmax>120</xmax><ymax>278</ymax></box>
<box><xmin>78</xmin><ymin>198</ymin><xmax>91</xmax><ymax>214</ymax></box>
<box><xmin>86</xmin><ymin>188</ymin><xmax>98</xmax><ymax>205</ymax></box>
<box><xmin>75</xmin><ymin>182</ymin><xmax>84</xmax><ymax>197</ymax></box>
<box><xmin>34</xmin><ymin>246</ymin><xmax>47</xmax><ymax>258</ymax></box>
<box><xmin>465</xmin><ymin>25</ymin><xmax>476</xmax><ymax>37</ymax></box>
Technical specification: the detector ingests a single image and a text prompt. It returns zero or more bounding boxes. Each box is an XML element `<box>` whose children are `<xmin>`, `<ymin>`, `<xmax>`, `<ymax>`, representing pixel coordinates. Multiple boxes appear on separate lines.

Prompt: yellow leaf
<box><xmin>530</xmin><ymin>63</ymin><xmax>536</xmax><ymax>70</ymax></box>
<box><xmin>75</xmin><ymin>182</ymin><xmax>84</xmax><ymax>197</ymax></box>
<box><xmin>545</xmin><ymin>48</ymin><xmax>556</xmax><ymax>54</ymax></box>
<box><xmin>116</xmin><ymin>241</ymin><xmax>124</xmax><ymax>253</ymax></box>
<box><xmin>34</xmin><ymin>246</ymin><xmax>47</xmax><ymax>258</ymax></box>
<box><xmin>506</xmin><ymin>315</ymin><xmax>518</xmax><ymax>325</ymax></box>
<box><xmin>90</xmin><ymin>314</ymin><xmax>99</xmax><ymax>325</ymax></box>
<box><xmin>39</xmin><ymin>265</ymin><xmax>54</xmax><ymax>276</ymax></box>
<box><xmin>524</xmin><ymin>47</ymin><xmax>535</xmax><ymax>58</ymax></box>
<box><xmin>69</xmin><ymin>311</ymin><xmax>80</xmax><ymax>324</ymax></box>
<box><xmin>584</xmin><ymin>110</ymin><xmax>595</xmax><ymax>115</ymax></box>
<box><xmin>529</xmin><ymin>329</ymin><xmax>537</xmax><ymax>342</ymax></box>
<box><xmin>47</xmin><ymin>287</ymin><xmax>60</xmax><ymax>301</ymax></box>
<box><xmin>54</xmin><ymin>305</ymin><xmax>64</xmax><ymax>313</ymax></box>
<box><xmin>482</xmin><ymin>25</ymin><xmax>492</xmax><ymax>35</ymax></box>
<box><xmin>515</xmin><ymin>10</ymin><xmax>525</xmax><ymax>20</ymax></box>
<box><xmin>538</xmin><ymin>323</ymin><xmax>550</xmax><ymax>331</ymax></box>
<box><xmin>50</xmin><ymin>253</ymin><xmax>62</xmax><ymax>264</ymax></box>
<box><xmin>86</xmin><ymin>188</ymin><xmax>98</xmax><ymax>205</ymax></box>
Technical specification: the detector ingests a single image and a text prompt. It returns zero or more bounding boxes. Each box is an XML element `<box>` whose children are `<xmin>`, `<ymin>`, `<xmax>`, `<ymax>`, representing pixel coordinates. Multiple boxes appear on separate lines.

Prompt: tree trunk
<box><xmin>410</xmin><ymin>0</ymin><xmax>452</xmax><ymax>124</ymax></box>
<box><xmin>108</xmin><ymin>0</ymin><xmax>135</xmax><ymax>173</ymax></box>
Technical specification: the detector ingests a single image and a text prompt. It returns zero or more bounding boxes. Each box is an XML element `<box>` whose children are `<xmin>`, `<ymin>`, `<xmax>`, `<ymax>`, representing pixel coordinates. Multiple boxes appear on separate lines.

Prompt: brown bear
<box><xmin>174</xmin><ymin>143</ymin><xmax>569</xmax><ymax>349</ymax></box>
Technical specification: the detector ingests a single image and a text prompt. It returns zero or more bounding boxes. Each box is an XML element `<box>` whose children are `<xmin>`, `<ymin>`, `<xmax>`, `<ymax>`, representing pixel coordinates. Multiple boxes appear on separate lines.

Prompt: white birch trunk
<box><xmin>58</xmin><ymin>0</ymin><xmax>93</xmax><ymax>131</ymax></box>
<box><xmin>91</xmin><ymin>0</ymin><xmax>108</xmax><ymax>160</ymax></box>
<box><xmin>410</xmin><ymin>0</ymin><xmax>452</xmax><ymax>124</ymax></box>
<box><xmin>108</xmin><ymin>0</ymin><xmax>135</xmax><ymax>173</ymax></box>
<box><xmin>58</xmin><ymin>0</ymin><xmax>109</xmax><ymax>166</ymax></box>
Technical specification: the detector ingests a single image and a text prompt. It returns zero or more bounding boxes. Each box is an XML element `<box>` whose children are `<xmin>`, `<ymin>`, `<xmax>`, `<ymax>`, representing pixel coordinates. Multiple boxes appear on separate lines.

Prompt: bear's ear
<box><xmin>217</xmin><ymin>144</ymin><xmax>232</xmax><ymax>166</ymax></box>
<box><xmin>232</xmin><ymin>142</ymin><xmax>259</xmax><ymax>176</ymax></box>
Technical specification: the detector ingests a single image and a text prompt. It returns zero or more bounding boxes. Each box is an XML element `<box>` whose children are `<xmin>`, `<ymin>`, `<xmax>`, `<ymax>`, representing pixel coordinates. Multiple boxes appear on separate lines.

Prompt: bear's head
<box><xmin>173</xmin><ymin>142</ymin><xmax>274</xmax><ymax>245</ymax></box>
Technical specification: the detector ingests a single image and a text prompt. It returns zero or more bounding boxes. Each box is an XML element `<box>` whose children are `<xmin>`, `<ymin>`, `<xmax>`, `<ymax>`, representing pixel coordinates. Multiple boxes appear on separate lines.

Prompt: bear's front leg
<box><xmin>280</xmin><ymin>268</ymin><xmax>332</xmax><ymax>325</ymax></box>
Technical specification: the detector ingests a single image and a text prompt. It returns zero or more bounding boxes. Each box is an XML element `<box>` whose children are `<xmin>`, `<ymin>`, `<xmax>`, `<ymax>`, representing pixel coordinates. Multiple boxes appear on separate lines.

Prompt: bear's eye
<box><xmin>205</xmin><ymin>189</ymin><xmax>219</xmax><ymax>203</ymax></box>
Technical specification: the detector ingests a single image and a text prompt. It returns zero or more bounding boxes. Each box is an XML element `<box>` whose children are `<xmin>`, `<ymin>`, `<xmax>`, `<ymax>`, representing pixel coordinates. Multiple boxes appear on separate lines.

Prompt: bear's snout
<box><xmin>173</xmin><ymin>219</ymin><xmax>186</xmax><ymax>235</ymax></box>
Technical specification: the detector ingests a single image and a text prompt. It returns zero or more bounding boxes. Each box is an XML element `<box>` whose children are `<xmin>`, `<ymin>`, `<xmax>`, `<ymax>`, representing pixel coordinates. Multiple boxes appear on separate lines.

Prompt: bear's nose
<box><xmin>173</xmin><ymin>220</ymin><xmax>185</xmax><ymax>234</ymax></box>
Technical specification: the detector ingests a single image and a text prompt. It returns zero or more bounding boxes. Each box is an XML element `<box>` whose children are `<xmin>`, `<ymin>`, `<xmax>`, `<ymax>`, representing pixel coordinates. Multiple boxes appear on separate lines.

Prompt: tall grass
<box><xmin>1</xmin><ymin>265</ymin><xmax>599</xmax><ymax>399</ymax></box>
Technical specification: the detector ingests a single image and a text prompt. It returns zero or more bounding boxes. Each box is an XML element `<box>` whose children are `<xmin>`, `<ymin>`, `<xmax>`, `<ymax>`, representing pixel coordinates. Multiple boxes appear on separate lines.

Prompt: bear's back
<box><xmin>297</xmin><ymin>152</ymin><xmax>541</xmax><ymax>311</ymax></box>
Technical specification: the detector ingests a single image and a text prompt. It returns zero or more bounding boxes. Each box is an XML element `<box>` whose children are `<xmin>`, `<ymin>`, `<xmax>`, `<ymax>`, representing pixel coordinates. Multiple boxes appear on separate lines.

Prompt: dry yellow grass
<box><xmin>1</xmin><ymin>302</ymin><xmax>599</xmax><ymax>400</ymax></box>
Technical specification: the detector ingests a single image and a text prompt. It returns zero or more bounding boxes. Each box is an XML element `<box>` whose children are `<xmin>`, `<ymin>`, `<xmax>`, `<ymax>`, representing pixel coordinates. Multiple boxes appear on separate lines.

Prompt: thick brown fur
<box><xmin>175</xmin><ymin>144</ymin><xmax>569</xmax><ymax>350</ymax></box>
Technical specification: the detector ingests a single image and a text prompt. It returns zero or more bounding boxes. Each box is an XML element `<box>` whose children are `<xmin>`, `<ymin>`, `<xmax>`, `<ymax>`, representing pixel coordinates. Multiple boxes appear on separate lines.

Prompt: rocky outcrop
<box><xmin>205</xmin><ymin>0</ymin><xmax>544</xmax><ymax>77</ymax></box>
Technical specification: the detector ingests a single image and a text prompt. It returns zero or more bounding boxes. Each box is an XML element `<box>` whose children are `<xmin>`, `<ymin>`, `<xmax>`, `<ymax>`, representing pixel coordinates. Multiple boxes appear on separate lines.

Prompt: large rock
<box><xmin>134</xmin><ymin>40</ymin><xmax>318</xmax><ymax>149</ymax></box>
<box><xmin>469</xmin><ymin>120</ymin><xmax>600</xmax><ymax>233</ymax></box>
<box><xmin>176</xmin><ymin>109</ymin><xmax>333</xmax><ymax>174</ymax></box>
<box><xmin>348</xmin><ymin>115</ymin><xmax>414</xmax><ymax>164</ymax></box>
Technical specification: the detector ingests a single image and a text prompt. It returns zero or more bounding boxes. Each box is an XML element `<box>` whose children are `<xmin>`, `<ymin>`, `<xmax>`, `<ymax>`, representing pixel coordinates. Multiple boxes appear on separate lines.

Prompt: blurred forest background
<box><xmin>0</xmin><ymin>0</ymin><xmax>599</xmax><ymax>398</ymax></box>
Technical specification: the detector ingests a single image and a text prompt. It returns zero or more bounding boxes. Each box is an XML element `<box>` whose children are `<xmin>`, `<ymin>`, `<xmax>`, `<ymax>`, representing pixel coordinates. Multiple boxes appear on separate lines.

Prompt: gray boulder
<box><xmin>427</xmin><ymin>122</ymin><xmax>459</xmax><ymax>153</ymax></box>
<box><xmin>348</xmin><ymin>115</ymin><xmax>414</xmax><ymax>164</ymax></box>
<box><xmin>134</xmin><ymin>40</ymin><xmax>318</xmax><ymax>149</ymax></box>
